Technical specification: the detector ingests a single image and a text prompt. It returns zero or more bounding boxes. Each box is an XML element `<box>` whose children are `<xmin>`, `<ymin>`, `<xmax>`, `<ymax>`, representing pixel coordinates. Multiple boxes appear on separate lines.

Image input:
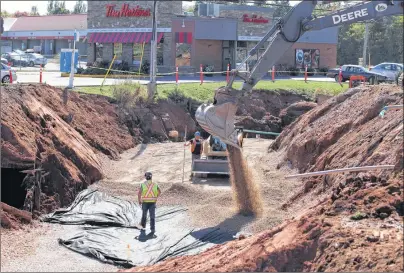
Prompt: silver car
<box><xmin>370</xmin><ymin>63</ymin><xmax>403</xmax><ymax>81</ymax></box>
<box><xmin>1</xmin><ymin>63</ymin><xmax>17</xmax><ymax>83</ymax></box>
<box><xmin>25</xmin><ymin>53</ymin><xmax>48</xmax><ymax>67</ymax></box>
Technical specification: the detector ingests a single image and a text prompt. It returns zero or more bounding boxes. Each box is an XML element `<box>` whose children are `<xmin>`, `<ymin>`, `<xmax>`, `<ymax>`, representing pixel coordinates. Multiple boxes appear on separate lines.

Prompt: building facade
<box><xmin>86</xmin><ymin>2</ymin><xmax>338</xmax><ymax>73</ymax></box>
<box><xmin>0</xmin><ymin>15</ymin><xmax>88</xmax><ymax>56</ymax></box>
<box><xmin>87</xmin><ymin>1</ymin><xmax>181</xmax><ymax>72</ymax></box>
<box><xmin>1</xmin><ymin>2</ymin><xmax>338</xmax><ymax>71</ymax></box>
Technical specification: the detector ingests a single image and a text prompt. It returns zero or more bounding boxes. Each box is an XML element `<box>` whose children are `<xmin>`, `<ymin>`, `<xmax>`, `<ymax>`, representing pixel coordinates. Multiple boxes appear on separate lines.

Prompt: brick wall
<box><xmin>193</xmin><ymin>40</ymin><xmax>222</xmax><ymax>70</ymax></box>
<box><xmin>281</xmin><ymin>43</ymin><xmax>337</xmax><ymax>69</ymax></box>
<box><xmin>87</xmin><ymin>1</ymin><xmax>180</xmax><ymax>67</ymax></box>
<box><xmin>87</xmin><ymin>1</ymin><xmax>181</xmax><ymax>29</ymax></box>
<box><xmin>219</xmin><ymin>9</ymin><xmax>274</xmax><ymax>37</ymax></box>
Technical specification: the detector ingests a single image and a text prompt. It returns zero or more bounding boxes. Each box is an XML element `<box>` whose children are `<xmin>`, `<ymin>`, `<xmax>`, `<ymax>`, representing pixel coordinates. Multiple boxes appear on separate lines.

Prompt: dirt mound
<box><xmin>1</xmin><ymin>202</ymin><xmax>32</xmax><ymax>229</ymax></box>
<box><xmin>235</xmin><ymin>90</ymin><xmax>313</xmax><ymax>135</ymax></box>
<box><xmin>122</xmin><ymin>85</ymin><xmax>403</xmax><ymax>272</ymax></box>
<box><xmin>1</xmin><ymin>84</ymin><xmax>109</xmax><ymax>214</ymax></box>
<box><xmin>279</xmin><ymin>101</ymin><xmax>317</xmax><ymax>127</ymax></box>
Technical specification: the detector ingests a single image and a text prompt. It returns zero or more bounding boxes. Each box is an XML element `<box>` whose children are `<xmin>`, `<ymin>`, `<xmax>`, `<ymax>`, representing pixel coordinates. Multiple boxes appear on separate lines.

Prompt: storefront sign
<box><xmin>242</xmin><ymin>14</ymin><xmax>269</xmax><ymax>23</ymax></box>
<box><xmin>106</xmin><ymin>4</ymin><xmax>151</xmax><ymax>17</ymax></box>
<box><xmin>238</xmin><ymin>36</ymin><xmax>263</xmax><ymax>41</ymax></box>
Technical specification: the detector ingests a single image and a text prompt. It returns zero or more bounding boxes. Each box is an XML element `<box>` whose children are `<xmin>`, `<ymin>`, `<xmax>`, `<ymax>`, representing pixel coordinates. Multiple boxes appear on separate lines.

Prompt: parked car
<box><xmin>25</xmin><ymin>53</ymin><xmax>48</xmax><ymax>67</ymax></box>
<box><xmin>1</xmin><ymin>63</ymin><xmax>17</xmax><ymax>83</ymax></box>
<box><xmin>1</xmin><ymin>52</ymin><xmax>29</xmax><ymax>67</ymax></box>
<box><xmin>369</xmin><ymin>62</ymin><xmax>403</xmax><ymax>82</ymax></box>
<box><xmin>327</xmin><ymin>65</ymin><xmax>387</xmax><ymax>84</ymax></box>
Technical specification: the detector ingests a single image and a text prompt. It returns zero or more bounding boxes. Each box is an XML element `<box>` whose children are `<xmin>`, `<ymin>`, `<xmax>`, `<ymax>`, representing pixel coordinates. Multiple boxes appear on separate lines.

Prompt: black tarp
<box><xmin>42</xmin><ymin>189</ymin><xmax>234</xmax><ymax>268</ymax></box>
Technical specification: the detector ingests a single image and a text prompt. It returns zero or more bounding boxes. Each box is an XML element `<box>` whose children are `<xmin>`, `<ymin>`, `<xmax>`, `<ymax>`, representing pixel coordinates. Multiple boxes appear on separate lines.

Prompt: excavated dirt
<box><xmin>122</xmin><ymin>85</ymin><xmax>403</xmax><ymax>272</ymax></box>
<box><xmin>235</xmin><ymin>90</ymin><xmax>315</xmax><ymax>135</ymax></box>
<box><xmin>227</xmin><ymin>146</ymin><xmax>263</xmax><ymax>216</ymax></box>
<box><xmin>0</xmin><ymin>84</ymin><xmax>196</xmax><ymax>219</ymax></box>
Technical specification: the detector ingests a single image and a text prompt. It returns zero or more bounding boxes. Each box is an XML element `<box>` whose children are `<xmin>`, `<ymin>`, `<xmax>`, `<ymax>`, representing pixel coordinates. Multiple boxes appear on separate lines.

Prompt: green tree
<box><xmin>269</xmin><ymin>0</ymin><xmax>291</xmax><ymax>19</ymax></box>
<box><xmin>30</xmin><ymin>6</ymin><xmax>40</xmax><ymax>16</ymax></box>
<box><xmin>73</xmin><ymin>0</ymin><xmax>87</xmax><ymax>14</ymax></box>
<box><xmin>1</xmin><ymin>10</ymin><xmax>11</xmax><ymax>18</ymax></box>
<box><xmin>47</xmin><ymin>0</ymin><xmax>70</xmax><ymax>15</ymax></box>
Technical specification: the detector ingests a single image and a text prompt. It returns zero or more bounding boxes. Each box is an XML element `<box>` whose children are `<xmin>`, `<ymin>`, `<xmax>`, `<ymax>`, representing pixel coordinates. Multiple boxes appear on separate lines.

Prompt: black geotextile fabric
<box><xmin>42</xmin><ymin>189</ymin><xmax>234</xmax><ymax>268</ymax></box>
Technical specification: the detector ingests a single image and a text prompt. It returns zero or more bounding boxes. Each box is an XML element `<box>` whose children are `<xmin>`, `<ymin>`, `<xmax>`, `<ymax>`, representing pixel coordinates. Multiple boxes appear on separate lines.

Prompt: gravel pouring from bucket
<box><xmin>195</xmin><ymin>87</ymin><xmax>240</xmax><ymax>148</ymax></box>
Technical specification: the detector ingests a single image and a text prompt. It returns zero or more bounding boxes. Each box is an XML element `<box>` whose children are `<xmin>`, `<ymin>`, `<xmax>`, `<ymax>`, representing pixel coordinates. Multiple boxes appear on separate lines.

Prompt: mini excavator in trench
<box><xmin>195</xmin><ymin>0</ymin><xmax>404</xmax><ymax>149</ymax></box>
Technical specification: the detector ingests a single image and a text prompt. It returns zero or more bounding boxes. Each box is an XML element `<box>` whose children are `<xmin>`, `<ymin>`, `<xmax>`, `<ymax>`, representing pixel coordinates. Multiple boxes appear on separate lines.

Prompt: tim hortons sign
<box><xmin>242</xmin><ymin>14</ymin><xmax>269</xmax><ymax>23</ymax></box>
<box><xmin>106</xmin><ymin>4</ymin><xmax>151</xmax><ymax>17</ymax></box>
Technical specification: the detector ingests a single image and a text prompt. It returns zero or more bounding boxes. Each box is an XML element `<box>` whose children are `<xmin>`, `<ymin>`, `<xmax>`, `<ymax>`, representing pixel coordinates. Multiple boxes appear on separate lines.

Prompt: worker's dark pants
<box><xmin>141</xmin><ymin>202</ymin><xmax>156</xmax><ymax>231</ymax></box>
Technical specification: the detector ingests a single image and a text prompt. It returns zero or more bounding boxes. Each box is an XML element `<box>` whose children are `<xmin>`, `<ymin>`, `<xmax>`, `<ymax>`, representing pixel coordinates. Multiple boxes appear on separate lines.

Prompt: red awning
<box><xmin>88</xmin><ymin>32</ymin><xmax>164</xmax><ymax>43</ymax></box>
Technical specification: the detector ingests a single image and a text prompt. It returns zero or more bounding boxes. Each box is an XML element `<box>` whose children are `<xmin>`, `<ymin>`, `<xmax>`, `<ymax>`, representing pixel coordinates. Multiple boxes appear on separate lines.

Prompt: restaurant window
<box><xmin>175</xmin><ymin>32</ymin><xmax>192</xmax><ymax>67</ymax></box>
<box><xmin>157</xmin><ymin>37</ymin><xmax>164</xmax><ymax>66</ymax></box>
<box><xmin>114</xmin><ymin>43</ymin><xmax>122</xmax><ymax>59</ymax></box>
<box><xmin>132</xmin><ymin>44</ymin><xmax>144</xmax><ymax>66</ymax></box>
<box><xmin>95</xmin><ymin>43</ymin><xmax>103</xmax><ymax>61</ymax></box>
<box><xmin>176</xmin><ymin>43</ymin><xmax>191</xmax><ymax>67</ymax></box>
<box><xmin>237</xmin><ymin>41</ymin><xmax>247</xmax><ymax>48</ymax></box>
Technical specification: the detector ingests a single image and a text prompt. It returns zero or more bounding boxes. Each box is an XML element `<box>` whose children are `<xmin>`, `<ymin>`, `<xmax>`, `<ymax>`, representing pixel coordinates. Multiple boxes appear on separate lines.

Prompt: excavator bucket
<box><xmin>195</xmin><ymin>87</ymin><xmax>240</xmax><ymax>149</ymax></box>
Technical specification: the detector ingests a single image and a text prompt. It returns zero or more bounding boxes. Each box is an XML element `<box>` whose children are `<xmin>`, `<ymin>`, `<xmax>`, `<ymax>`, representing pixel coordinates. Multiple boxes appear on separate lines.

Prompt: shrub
<box><xmin>111</xmin><ymin>81</ymin><xmax>147</xmax><ymax>108</ymax></box>
<box><xmin>287</xmin><ymin>66</ymin><xmax>299</xmax><ymax>76</ymax></box>
<box><xmin>167</xmin><ymin>85</ymin><xmax>186</xmax><ymax>104</ymax></box>
<box><xmin>307</xmin><ymin>67</ymin><xmax>315</xmax><ymax>76</ymax></box>
<box><xmin>141</xmin><ymin>60</ymin><xmax>150</xmax><ymax>75</ymax></box>
<box><xmin>203</xmin><ymin>64</ymin><xmax>214</xmax><ymax>77</ymax></box>
<box><xmin>319</xmin><ymin>67</ymin><xmax>329</xmax><ymax>76</ymax></box>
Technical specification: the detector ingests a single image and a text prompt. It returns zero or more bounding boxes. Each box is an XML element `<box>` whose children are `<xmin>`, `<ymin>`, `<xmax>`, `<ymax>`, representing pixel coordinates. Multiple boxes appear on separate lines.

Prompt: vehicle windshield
<box><xmin>13</xmin><ymin>50</ymin><xmax>25</xmax><ymax>55</ymax></box>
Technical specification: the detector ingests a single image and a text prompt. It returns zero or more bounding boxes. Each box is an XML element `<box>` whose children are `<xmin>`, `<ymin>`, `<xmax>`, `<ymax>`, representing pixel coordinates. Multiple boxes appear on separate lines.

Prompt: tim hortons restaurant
<box><xmin>87</xmin><ymin>1</ymin><xmax>338</xmax><ymax>73</ymax></box>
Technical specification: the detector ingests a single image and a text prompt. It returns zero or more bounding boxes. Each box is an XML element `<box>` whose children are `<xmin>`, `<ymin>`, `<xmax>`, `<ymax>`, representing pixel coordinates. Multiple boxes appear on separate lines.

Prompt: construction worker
<box><xmin>184</xmin><ymin>131</ymin><xmax>204</xmax><ymax>178</ymax></box>
<box><xmin>138</xmin><ymin>171</ymin><xmax>161</xmax><ymax>234</ymax></box>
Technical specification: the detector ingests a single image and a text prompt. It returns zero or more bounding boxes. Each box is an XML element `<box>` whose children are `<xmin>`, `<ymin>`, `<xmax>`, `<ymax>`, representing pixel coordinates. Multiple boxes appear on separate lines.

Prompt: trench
<box><xmin>1</xmin><ymin>168</ymin><xmax>27</xmax><ymax>209</ymax></box>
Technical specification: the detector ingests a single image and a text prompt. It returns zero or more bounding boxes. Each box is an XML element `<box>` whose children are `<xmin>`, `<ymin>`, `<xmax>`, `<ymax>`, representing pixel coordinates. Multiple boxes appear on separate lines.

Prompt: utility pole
<box><xmin>362</xmin><ymin>22</ymin><xmax>369</xmax><ymax>67</ymax></box>
<box><xmin>147</xmin><ymin>1</ymin><xmax>157</xmax><ymax>101</ymax></box>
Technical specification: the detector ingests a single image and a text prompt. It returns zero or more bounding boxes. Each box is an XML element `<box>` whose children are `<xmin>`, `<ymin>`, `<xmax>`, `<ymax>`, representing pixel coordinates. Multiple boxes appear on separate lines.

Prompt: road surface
<box><xmin>14</xmin><ymin>70</ymin><xmax>335</xmax><ymax>87</ymax></box>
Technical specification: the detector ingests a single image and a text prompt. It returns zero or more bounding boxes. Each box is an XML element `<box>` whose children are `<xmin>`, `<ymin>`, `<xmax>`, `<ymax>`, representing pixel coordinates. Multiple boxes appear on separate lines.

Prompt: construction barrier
<box><xmin>304</xmin><ymin>65</ymin><xmax>308</xmax><ymax>83</ymax></box>
<box><xmin>8</xmin><ymin>66</ymin><xmax>360</xmax><ymax>87</ymax></box>
<box><xmin>226</xmin><ymin>64</ymin><xmax>230</xmax><ymax>83</ymax></box>
<box><xmin>9</xmin><ymin>68</ymin><xmax>13</xmax><ymax>83</ymax></box>
<box><xmin>200</xmin><ymin>64</ymin><xmax>203</xmax><ymax>85</ymax></box>
<box><xmin>349</xmin><ymin>75</ymin><xmax>366</xmax><ymax>88</ymax></box>
<box><xmin>39</xmin><ymin>65</ymin><xmax>43</xmax><ymax>83</ymax></box>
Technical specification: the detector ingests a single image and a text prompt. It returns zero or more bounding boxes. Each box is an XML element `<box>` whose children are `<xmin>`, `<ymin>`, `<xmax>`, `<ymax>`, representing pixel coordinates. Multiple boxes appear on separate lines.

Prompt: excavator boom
<box><xmin>195</xmin><ymin>0</ymin><xmax>403</xmax><ymax>148</ymax></box>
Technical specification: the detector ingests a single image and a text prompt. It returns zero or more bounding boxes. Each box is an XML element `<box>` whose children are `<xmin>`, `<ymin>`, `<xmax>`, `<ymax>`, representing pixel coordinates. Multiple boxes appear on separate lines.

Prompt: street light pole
<box><xmin>68</xmin><ymin>29</ymin><xmax>78</xmax><ymax>89</ymax></box>
<box><xmin>362</xmin><ymin>22</ymin><xmax>369</xmax><ymax>67</ymax></box>
<box><xmin>147</xmin><ymin>1</ymin><xmax>157</xmax><ymax>101</ymax></box>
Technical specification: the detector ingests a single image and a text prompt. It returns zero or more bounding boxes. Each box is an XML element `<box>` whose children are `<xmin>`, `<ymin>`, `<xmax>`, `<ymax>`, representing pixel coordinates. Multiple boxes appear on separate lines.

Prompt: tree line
<box><xmin>0</xmin><ymin>0</ymin><xmax>86</xmax><ymax>17</ymax></box>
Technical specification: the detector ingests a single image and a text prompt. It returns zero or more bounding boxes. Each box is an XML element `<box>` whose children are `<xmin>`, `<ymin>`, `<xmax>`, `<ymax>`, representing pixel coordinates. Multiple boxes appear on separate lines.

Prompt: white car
<box><xmin>1</xmin><ymin>63</ymin><xmax>17</xmax><ymax>83</ymax></box>
<box><xmin>25</xmin><ymin>53</ymin><xmax>48</xmax><ymax>67</ymax></box>
<box><xmin>370</xmin><ymin>63</ymin><xmax>403</xmax><ymax>81</ymax></box>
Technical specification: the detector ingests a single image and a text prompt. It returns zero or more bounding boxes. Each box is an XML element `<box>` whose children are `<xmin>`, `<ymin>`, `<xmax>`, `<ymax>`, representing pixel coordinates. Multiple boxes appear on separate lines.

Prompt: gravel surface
<box><xmin>1</xmin><ymin>223</ymin><xmax>116</xmax><ymax>272</ymax></box>
<box><xmin>1</xmin><ymin>139</ymin><xmax>301</xmax><ymax>271</ymax></box>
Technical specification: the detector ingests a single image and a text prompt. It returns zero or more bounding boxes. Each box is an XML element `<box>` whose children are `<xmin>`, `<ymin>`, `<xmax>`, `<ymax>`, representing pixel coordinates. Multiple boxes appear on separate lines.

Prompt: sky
<box><xmin>0</xmin><ymin>1</ymin><xmax>300</xmax><ymax>15</ymax></box>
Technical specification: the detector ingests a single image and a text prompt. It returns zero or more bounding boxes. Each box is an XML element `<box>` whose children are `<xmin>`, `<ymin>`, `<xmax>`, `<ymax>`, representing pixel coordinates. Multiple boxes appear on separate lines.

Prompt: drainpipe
<box><xmin>285</xmin><ymin>165</ymin><xmax>395</xmax><ymax>180</ymax></box>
